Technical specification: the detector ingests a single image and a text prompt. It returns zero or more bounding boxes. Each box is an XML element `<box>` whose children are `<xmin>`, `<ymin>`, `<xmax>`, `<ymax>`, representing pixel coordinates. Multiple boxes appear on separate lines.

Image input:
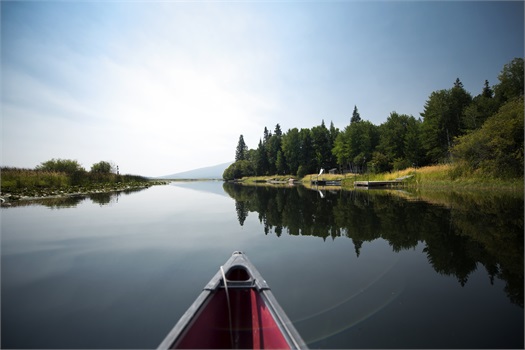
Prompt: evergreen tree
<box><xmin>450</xmin><ymin>78</ymin><xmax>473</xmax><ymax>133</ymax></box>
<box><xmin>276</xmin><ymin>150</ymin><xmax>287</xmax><ymax>174</ymax></box>
<box><xmin>420</xmin><ymin>89</ymin><xmax>452</xmax><ymax>163</ymax></box>
<box><xmin>482</xmin><ymin>79</ymin><xmax>494</xmax><ymax>98</ymax></box>
<box><xmin>263</xmin><ymin>127</ymin><xmax>271</xmax><ymax>143</ymax></box>
<box><xmin>266</xmin><ymin>125</ymin><xmax>283</xmax><ymax>174</ymax></box>
<box><xmin>311</xmin><ymin>120</ymin><xmax>332</xmax><ymax>172</ymax></box>
<box><xmin>255</xmin><ymin>139</ymin><xmax>269</xmax><ymax>175</ymax></box>
<box><xmin>420</xmin><ymin>79</ymin><xmax>472</xmax><ymax>163</ymax></box>
<box><xmin>299</xmin><ymin>128</ymin><xmax>316</xmax><ymax>174</ymax></box>
<box><xmin>453</xmin><ymin>77</ymin><xmax>464</xmax><ymax>88</ymax></box>
<box><xmin>351</xmin><ymin>105</ymin><xmax>361</xmax><ymax>123</ymax></box>
<box><xmin>463</xmin><ymin>80</ymin><xmax>498</xmax><ymax>131</ymax></box>
<box><xmin>328</xmin><ymin>121</ymin><xmax>340</xmax><ymax>170</ymax></box>
<box><xmin>274</xmin><ymin>123</ymin><xmax>282</xmax><ymax>137</ymax></box>
<box><xmin>235</xmin><ymin>135</ymin><xmax>248</xmax><ymax>161</ymax></box>
<box><xmin>404</xmin><ymin>117</ymin><xmax>423</xmax><ymax>167</ymax></box>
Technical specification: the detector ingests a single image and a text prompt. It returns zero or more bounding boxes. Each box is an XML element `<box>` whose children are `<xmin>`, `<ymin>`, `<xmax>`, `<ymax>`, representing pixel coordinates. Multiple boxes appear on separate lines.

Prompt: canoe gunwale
<box><xmin>157</xmin><ymin>251</ymin><xmax>307</xmax><ymax>349</ymax></box>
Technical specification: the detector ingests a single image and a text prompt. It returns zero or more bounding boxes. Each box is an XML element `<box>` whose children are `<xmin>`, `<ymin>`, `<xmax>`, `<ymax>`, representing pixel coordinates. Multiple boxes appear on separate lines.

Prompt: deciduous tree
<box><xmin>494</xmin><ymin>57</ymin><xmax>524</xmax><ymax>104</ymax></box>
<box><xmin>91</xmin><ymin>161</ymin><xmax>112</xmax><ymax>174</ymax></box>
<box><xmin>36</xmin><ymin>158</ymin><xmax>85</xmax><ymax>174</ymax></box>
<box><xmin>452</xmin><ymin>97</ymin><xmax>524</xmax><ymax>178</ymax></box>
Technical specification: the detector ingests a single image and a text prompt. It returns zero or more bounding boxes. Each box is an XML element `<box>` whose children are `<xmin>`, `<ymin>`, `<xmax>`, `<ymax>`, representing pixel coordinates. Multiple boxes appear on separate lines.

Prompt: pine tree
<box><xmin>351</xmin><ymin>105</ymin><xmax>361</xmax><ymax>123</ymax></box>
<box><xmin>263</xmin><ymin>127</ymin><xmax>271</xmax><ymax>143</ymax></box>
<box><xmin>482</xmin><ymin>80</ymin><xmax>494</xmax><ymax>98</ymax></box>
<box><xmin>235</xmin><ymin>135</ymin><xmax>247</xmax><ymax>161</ymax></box>
<box><xmin>274</xmin><ymin>124</ymin><xmax>282</xmax><ymax>137</ymax></box>
<box><xmin>255</xmin><ymin>139</ymin><xmax>269</xmax><ymax>175</ymax></box>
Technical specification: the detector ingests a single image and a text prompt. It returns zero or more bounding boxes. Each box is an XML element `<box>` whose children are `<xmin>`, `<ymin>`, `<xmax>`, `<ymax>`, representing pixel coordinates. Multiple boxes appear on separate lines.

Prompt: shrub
<box><xmin>452</xmin><ymin>97</ymin><xmax>524</xmax><ymax>178</ymax></box>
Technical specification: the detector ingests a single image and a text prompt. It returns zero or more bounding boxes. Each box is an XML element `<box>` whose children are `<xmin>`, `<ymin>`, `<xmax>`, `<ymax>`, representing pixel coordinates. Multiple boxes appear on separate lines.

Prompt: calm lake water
<box><xmin>1</xmin><ymin>182</ymin><xmax>523</xmax><ymax>349</ymax></box>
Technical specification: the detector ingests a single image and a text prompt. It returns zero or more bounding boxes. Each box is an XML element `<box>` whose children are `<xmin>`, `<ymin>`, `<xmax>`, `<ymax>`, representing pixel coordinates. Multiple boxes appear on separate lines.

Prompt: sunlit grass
<box><xmin>1</xmin><ymin>167</ymin><xmax>161</xmax><ymax>199</ymax></box>
<box><xmin>335</xmin><ymin>164</ymin><xmax>523</xmax><ymax>190</ymax></box>
<box><xmin>1</xmin><ymin>167</ymin><xmax>69</xmax><ymax>191</ymax></box>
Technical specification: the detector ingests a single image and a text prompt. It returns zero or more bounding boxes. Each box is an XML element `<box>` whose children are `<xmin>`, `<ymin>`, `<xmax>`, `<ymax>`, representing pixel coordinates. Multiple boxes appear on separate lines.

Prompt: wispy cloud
<box><xmin>2</xmin><ymin>1</ymin><xmax>523</xmax><ymax>176</ymax></box>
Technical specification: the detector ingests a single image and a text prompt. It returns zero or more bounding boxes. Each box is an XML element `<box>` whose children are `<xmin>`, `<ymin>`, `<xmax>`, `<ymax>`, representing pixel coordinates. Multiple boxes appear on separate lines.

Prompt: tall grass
<box><xmin>1</xmin><ymin>167</ymin><xmax>69</xmax><ymax>192</ymax></box>
<box><xmin>337</xmin><ymin>164</ymin><xmax>523</xmax><ymax>190</ymax></box>
<box><xmin>1</xmin><ymin>167</ymin><xmax>150</xmax><ymax>194</ymax></box>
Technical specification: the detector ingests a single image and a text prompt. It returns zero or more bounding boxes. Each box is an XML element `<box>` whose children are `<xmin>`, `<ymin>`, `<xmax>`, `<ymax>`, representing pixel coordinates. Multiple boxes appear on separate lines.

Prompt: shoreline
<box><xmin>227</xmin><ymin>165</ymin><xmax>524</xmax><ymax>192</ymax></box>
<box><xmin>0</xmin><ymin>181</ymin><xmax>169</xmax><ymax>205</ymax></box>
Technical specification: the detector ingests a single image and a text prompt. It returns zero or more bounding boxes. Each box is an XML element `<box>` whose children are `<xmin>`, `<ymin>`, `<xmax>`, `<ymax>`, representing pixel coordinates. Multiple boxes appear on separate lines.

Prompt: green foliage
<box><xmin>494</xmin><ymin>57</ymin><xmax>524</xmax><ymax>104</ymax></box>
<box><xmin>36</xmin><ymin>158</ymin><xmax>85</xmax><ymax>174</ymax></box>
<box><xmin>276</xmin><ymin>150</ymin><xmax>286</xmax><ymax>175</ymax></box>
<box><xmin>299</xmin><ymin>128</ymin><xmax>315</xmax><ymax>174</ymax></box>
<box><xmin>377</xmin><ymin>112</ymin><xmax>421</xmax><ymax>170</ymax></box>
<box><xmin>370</xmin><ymin>151</ymin><xmax>391</xmax><ymax>173</ymax></box>
<box><xmin>235</xmin><ymin>135</ymin><xmax>248</xmax><ymax>161</ymax></box>
<box><xmin>1</xmin><ymin>165</ymin><xmax>150</xmax><ymax>196</ymax></box>
<box><xmin>266</xmin><ymin>132</ymin><xmax>282</xmax><ymax>175</ymax></box>
<box><xmin>1</xmin><ymin>167</ymin><xmax>69</xmax><ymax>191</ymax></box>
<box><xmin>452</xmin><ymin>97</ymin><xmax>524</xmax><ymax>178</ymax></box>
<box><xmin>227</xmin><ymin>58</ymin><xmax>524</xmax><ymax>182</ymax></box>
<box><xmin>420</xmin><ymin>79</ymin><xmax>472</xmax><ymax>164</ymax></box>
<box><xmin>281</xmin><ymin>128</ymin><xmax>301</xmax><ymax>175</ymax></box>
<box><xmin>333</xmin><ymin>120</ymin><xmax>379</xmax><ymax>172</ymax></box>
<box><xmin>297</xmin><ymin>165</ymin><xmax>308</xmax><ymax>179</ymax></box>
<box><xmin>351</xmin><ymin>105</ymin><xmax>361</xmax><ymax>123</ymax></box>
<box><xmin>463</xmin><ymin>92</ymin><xmax>499</xmax><ymax>131</ymax></box>
<box><xmin>311</xmin><ymin>120</ymin><xmax>333</xmax><ymax>171</ymax></box>
<box><xmin>223</xmin><ymin>160</ymin><xmax>255</xmax><ymax>180</ymax></box>
<box><xmin>91</xmin><ymin>161</ymin><xmax>112</xmax><ymax>174</ymax></box>
<box><xmin>255</xmin><ymin>139</ymin><xmax>269</xmax><ymax>175</ymax></box>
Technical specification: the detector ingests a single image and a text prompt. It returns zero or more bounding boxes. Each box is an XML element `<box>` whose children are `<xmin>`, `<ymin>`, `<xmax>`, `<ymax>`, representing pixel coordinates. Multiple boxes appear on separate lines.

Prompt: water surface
<box><xmin>1</xmin><ymin>182</ymin><xmax>523</xmax><ymax>348</ymax></box>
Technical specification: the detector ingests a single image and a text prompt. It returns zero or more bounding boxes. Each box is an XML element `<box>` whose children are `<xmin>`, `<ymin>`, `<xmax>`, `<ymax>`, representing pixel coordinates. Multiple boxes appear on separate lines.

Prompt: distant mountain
<box><xmin>157</xmin><ymin>161</ymin><xmax>233</xmax><ymax>179</ymax></box>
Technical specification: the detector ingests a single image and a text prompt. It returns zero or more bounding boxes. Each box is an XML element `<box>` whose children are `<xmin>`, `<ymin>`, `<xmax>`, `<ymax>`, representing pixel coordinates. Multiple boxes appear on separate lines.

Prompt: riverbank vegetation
<box><xmin>232</xmin><ymin>163</ymin><xmax>523</xmax><ymax>191</ymax></box>
<box><xmin>1</xmin><ymin>159</ymin><xmax>166</xmax><ymax>200</ymax></box>
<box><xmin>223</xmin><ymin>58</ymin><xmax>524</xmax><ymax>186</ymax></box>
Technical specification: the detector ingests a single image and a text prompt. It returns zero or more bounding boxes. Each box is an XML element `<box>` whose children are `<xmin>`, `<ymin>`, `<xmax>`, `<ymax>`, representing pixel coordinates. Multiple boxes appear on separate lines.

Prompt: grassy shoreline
<box><xmin>0</xmin><ymin>167</ymin><xmax>169</xmax><ymax>203</ymax></box>
<box><xmin>232</xmin><ymin>164</ymin><xmax>524</xmax><ymax>192</ymax></box>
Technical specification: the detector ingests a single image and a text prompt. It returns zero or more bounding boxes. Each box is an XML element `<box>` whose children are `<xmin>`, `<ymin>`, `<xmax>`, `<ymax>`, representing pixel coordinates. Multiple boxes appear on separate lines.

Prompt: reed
<box><xmin>1</xmin><ymin>167</ymin><xmax>69</xmax><ymax>192</ymax></box>
<box><xmin>1</xmin><ymin>166</ymin><xmax>153</xmax><ymax>197</ymax></box>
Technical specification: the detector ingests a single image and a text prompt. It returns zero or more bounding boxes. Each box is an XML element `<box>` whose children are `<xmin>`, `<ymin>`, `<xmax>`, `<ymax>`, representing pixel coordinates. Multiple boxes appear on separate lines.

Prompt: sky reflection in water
<box><xmin>1</xmin><ymin>182</ymin><xmax>523</xmax><ymax>348</ymax></box>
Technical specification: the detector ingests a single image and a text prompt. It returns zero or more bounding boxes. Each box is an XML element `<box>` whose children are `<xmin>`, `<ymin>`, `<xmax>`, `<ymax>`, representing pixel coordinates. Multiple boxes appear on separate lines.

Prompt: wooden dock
<box><xmin>354</xmin><ymin>180</ymin><xmax>405</xmax><ymax>188</ymax></box>
<box><xmin>311</xmin><ymin>180</ymin><xmax>341</xmax><ymax>186</ymax></box>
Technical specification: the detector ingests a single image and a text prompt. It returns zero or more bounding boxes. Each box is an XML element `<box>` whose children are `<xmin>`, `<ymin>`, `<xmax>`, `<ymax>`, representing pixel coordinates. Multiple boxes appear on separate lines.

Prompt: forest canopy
<box><xmin>224</xmin><ymin>58</ymin><xmax>524</xmax><ymax>181</ymax></box>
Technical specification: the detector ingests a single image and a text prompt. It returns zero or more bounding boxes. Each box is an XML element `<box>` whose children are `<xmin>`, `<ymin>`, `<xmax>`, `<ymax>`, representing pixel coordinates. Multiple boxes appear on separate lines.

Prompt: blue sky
<box><xmin>1</xmin><ymin>1</ymin><xmax>523</xmax><ymax>177</ymax></box>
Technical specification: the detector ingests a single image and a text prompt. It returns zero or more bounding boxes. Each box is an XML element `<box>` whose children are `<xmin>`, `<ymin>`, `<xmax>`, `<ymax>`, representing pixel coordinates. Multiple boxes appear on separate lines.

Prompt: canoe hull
<box><xmin>158</xmin><ymin>252</ymin><xmax>307</xmax><ymax>349</ymax></box>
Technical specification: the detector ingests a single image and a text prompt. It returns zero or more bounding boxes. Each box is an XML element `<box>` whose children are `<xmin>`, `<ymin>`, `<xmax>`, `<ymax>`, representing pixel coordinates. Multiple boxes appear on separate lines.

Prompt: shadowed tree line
<box><xmin>225</xmin><ymin>58</ymin><xmax>523</xmax><ymax>180</ymax></box>
<box><xmin>223</xmin><ymin>182</ymin><xmax>523</xmax><ymax>307</ymax></box>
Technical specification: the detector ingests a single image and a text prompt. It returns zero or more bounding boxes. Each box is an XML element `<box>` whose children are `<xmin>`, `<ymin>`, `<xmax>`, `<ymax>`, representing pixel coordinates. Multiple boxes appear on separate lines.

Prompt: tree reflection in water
<box><xmin>1</xmin><ymin>187</ymin><xmax>148</xmax><ymax>209</ymax></box>
<box><xmin>223</xmin><ymin>182</ymin><xmax>523</xmax><ymax>307</ymax></box>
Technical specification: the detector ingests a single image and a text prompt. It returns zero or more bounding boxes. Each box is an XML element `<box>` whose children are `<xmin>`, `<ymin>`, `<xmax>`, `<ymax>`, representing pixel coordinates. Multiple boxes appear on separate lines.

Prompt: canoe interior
<box><xmin>172</xmin><ymin>267</ymin><xmax>291</xmax><ymax>349</ymax></box>
<box><xmin>158</xmin><ymin>253</ymin><xmax>307</xmax><ymax>349</ymax></box>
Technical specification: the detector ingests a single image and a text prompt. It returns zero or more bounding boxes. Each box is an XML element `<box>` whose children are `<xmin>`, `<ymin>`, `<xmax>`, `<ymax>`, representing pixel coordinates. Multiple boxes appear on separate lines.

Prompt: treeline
<box><xmin>1</xmin><ymin>158</ymin><xmax>149</xmax><ymax>193</ymax></box>
<box><xmin>224</xmin><ymin>58</ymin><xmax>524</xmax><ymax>180</ymax></box>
